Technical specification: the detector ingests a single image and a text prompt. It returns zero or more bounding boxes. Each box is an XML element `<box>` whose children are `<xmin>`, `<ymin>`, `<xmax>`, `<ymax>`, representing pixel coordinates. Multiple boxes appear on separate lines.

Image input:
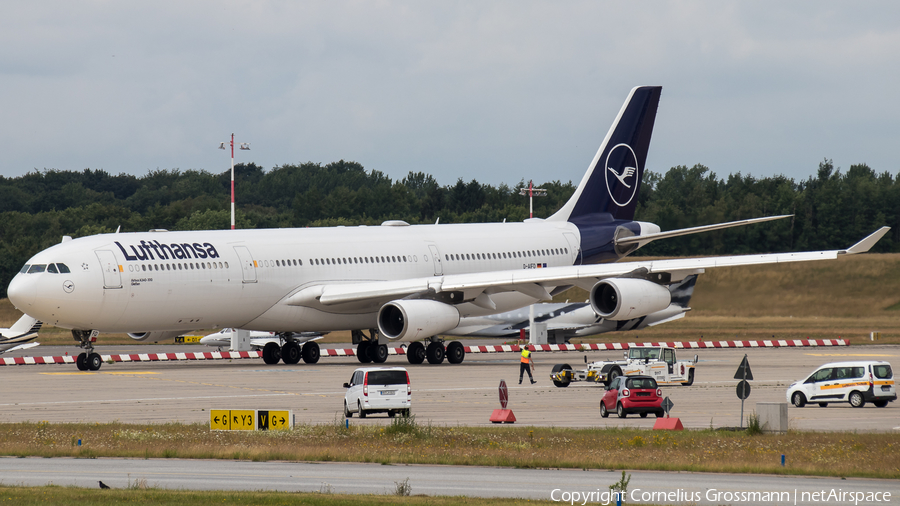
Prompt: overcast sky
<box><xmin>1</xmin><ymin>2</ymin><xmax>898</xmax><ymax>187</ymax></box>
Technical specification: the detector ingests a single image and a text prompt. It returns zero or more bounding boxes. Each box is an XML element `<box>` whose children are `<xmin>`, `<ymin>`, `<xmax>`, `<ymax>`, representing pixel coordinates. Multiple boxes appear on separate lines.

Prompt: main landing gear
<box><xmin>72</xmin><ymin>329</ymin><xmax>102</xmax><ymax>371</ymax></box>
<box><xmin>353</xmin><ymin>329</ymin><xmax>389</xmax><ymax>364</ymax></box>
<box><xmin>351</xmin><ymin>331</ymin><xmax>466</xmax><ymax>365</ymax></box>
<box><xmin>408</xmin><ymin>338</ymin><xmax>465</xmax><ymax>365</ymax></box>
<box><xmin>261</xmin><ymin>333</ymin><xmax>321</xmax><ymax>365</ymax></box>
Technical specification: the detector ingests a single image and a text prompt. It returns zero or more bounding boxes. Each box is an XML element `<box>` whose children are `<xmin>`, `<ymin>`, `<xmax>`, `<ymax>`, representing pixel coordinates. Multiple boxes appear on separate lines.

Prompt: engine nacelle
<box><xmin>590</xmin><ymin>278</ymin><xmax>671</xmax><ymax>321</ymax></box>
<box><xmin>127</xmin><ymin>330</ymin><xmax>184</xmax><ymax>343</ymax></box>
<box><xmin>377</xmin><ymin>299</ymin><xmax>460</xmax><ymax>342</ymax></box>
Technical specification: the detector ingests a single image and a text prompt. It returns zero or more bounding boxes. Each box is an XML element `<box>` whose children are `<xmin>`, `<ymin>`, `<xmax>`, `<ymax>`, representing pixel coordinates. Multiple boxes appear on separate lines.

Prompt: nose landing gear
<box><xmin>72</xmin><ymin>329</ymin><xmax>102</xmax><ymax>371</ymax></box>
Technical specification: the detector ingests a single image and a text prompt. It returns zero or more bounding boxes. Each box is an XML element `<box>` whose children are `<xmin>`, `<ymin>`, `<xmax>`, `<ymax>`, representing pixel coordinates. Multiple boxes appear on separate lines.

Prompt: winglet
<box><xmin>841</xmin><ymin>227</ymin><xmax>890</xmax><ymax>255</ymax></box>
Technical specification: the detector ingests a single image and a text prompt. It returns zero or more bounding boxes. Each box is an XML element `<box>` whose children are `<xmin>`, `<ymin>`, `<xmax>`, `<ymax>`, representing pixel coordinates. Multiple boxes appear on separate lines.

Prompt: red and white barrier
<box><xmin>0</xmin><ymin>339</ymin><xmax>848</xmax><ymax>367</ymax></box>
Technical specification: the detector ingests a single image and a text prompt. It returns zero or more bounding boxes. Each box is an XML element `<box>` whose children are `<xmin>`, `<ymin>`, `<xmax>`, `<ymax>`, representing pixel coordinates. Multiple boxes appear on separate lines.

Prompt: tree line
<box><xmin>1</xmin><ymin>158</ymin><xmax>897</xmax><ymax>298</ymax></box>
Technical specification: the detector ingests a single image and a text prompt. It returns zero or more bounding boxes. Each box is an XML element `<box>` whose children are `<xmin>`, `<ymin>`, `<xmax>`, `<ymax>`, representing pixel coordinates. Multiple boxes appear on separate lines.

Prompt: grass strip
<box><xmin>0</xmin><ymin>485</ymin><xmax>564</xmax><ymax>506</ymax></box>
<box><xmin>1</xmin><ymin>420</ymin><xmax>897</xmax><ymax>479</ymax></box>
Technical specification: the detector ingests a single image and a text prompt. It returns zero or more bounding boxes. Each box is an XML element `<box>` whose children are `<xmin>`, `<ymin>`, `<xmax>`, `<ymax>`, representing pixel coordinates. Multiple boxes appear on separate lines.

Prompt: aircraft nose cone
<box><xmin>7</xmin><ymin>274</ymin><xmax>36</xmax><ymax>309</ymax></box>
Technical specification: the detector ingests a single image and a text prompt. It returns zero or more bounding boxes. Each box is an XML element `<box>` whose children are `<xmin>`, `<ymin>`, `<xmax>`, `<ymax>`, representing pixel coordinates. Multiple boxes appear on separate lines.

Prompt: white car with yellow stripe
<box><xmin>787</xmin><ymin>361</ymin><xmax>896</xmax><ymax>408</ymax></box>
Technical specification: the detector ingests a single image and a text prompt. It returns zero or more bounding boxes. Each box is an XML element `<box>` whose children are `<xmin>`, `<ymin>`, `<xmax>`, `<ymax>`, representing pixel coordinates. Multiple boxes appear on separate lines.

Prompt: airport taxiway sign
<box><xmin>211</xmin><ymin>409</ymin><xmax>293</xmax><ymax>431</ymax></box>
<box><xmin>210</xmin><ymin>409</ymin><xmax>256</xmax><ymax>431</ymax></box>
<box><xmin>257</xmin><ymin>410</ymin><xmax>292</xmax><ymax>431</ymax></box>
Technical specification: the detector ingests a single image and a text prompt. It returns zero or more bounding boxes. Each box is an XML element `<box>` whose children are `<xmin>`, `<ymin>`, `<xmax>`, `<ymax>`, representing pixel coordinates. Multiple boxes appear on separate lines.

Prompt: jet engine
<box><xmin>127</xmin><ymin>330</ymin><xmax>184</xmax><ymax>343</ymax></box>
<box><xmin>377</xmin><ymin>299</ymin><xmax>460</xmax><ymax>342</ymax></box>
<box><xmin>590</xmin><ymin>278</ymin><xmax>671</xmax><ymax>321</ymax></box>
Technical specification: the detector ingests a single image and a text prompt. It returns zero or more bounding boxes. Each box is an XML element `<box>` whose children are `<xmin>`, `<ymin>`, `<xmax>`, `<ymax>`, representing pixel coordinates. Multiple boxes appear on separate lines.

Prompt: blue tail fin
<box><xmin>549</xmin><ymin>86</ymin><xmax>661</xmax><ymax>223</ymax></box>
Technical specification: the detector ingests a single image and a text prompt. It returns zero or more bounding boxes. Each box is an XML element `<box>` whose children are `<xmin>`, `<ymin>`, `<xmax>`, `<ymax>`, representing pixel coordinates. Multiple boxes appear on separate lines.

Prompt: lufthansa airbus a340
<box><xmin>7</xmin><ymin>86</ymin><xmax>889</xmax><ymax>371</ymax></box>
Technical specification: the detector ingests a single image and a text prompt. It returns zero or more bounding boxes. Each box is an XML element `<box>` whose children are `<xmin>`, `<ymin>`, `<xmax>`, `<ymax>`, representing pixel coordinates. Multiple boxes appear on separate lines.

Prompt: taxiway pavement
<box><xmin>0</xmin><ymin>343</ymin><xmax>896</xmax><ymax>431</ymax></box>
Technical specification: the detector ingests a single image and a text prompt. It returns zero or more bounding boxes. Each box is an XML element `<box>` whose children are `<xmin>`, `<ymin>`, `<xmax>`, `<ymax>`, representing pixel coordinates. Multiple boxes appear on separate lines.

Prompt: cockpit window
<box><xmin>27</xmin><ymin>264</ymin><xmax>47</xmax><ymax>274</ymax></box>
<box><xmin>20</xmin><ymin>264</ymin><xmax>30</xmax><ymax>274</ymax></box>
<box><xmin>47</xmin><ymin>264</ymin><xmax>59</xmax><ymax>274</ymax></box>
<box><xmin>57</xmin><ymin>263</ymin><xmax>71</xmax><ymax>273</ymax></box>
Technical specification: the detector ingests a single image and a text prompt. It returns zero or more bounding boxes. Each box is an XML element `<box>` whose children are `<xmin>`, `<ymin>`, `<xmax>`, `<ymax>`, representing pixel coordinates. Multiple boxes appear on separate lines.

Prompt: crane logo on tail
<box><xmin>604</xmin><ymin>143</ymin><xmax>639</xmax><ymax>207</ymax></box>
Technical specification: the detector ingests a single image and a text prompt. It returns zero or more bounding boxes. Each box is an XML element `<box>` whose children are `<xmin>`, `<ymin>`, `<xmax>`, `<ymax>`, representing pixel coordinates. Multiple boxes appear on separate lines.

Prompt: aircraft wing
<box><xmin>290</xmin><ymin>227</ymin><xmax>889</xmax><ymax>307</ymax></box>
<box><xmin>0</xmin><ymin>342</ymin><xmax>40</xmax><ymax>354</ymax></box>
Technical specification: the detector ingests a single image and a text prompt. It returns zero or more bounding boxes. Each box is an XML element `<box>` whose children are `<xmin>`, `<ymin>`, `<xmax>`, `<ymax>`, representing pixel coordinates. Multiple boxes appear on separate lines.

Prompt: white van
<box><xmin>343</xmin><ymin>367</ymin><xmax>411</xmax><ymax>418</ymax></box>
<box><xmin>787</xmin><ymin>361</ymin><xmax>895</xmax><ymax>408</ymax></box>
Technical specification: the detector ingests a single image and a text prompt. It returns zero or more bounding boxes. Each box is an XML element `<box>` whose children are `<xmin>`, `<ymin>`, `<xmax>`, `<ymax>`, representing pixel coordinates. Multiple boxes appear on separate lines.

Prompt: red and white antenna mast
<box><xmin>518</xmin><ymin>180</ymin><xmax>547</xmax><ymax>219</ymax></box>
<box><xmin>218</xmin><ymin>133</ymin><xmax>250</xmax><ymax>230</ymax></box>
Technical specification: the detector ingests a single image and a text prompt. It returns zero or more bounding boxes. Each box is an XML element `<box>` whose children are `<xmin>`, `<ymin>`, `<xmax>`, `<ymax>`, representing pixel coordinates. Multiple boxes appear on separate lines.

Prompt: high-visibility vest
<box><xmin>521</xmin><ymin>349</ymin><xmax>531</xmax><ymax>364</ymax></box>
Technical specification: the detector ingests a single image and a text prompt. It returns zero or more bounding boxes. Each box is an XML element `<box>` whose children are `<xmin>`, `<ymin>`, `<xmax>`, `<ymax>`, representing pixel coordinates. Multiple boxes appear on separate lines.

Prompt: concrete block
<box><xmin>756</xmin><ymin>402</ymin><xmax>788</xmax><ymax>433</ymax></box>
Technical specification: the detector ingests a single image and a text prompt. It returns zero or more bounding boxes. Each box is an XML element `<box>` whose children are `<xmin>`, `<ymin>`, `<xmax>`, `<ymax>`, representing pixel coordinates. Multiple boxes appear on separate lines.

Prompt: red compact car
<box><xmin>600</xmin><ymin>375</ymin><xmax>664</xmax><ymax>419</ymax></box>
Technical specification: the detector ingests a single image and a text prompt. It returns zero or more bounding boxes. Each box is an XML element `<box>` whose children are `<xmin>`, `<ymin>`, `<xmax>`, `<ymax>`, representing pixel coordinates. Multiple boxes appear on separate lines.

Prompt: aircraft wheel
<box><xmin>281</xmin><ymin>342</ymin><xmax>301</xmax><ymax>365</ymax></box>
<box><xmin>425</xmin><ymin>342</ymin><xmax>445</xmax><ymax>364</ymax></box>
<box><xmin>262</xmin><ymin>342</ymin><xmax>281</xmax><ymax>365</ymax></box>
<box><xmin>76</xmin><ymin>353</ymin><xmax>89</xmax><ymax>371</ymax></box>
<box><xmin>446</xmin><ymin>341</ymin><xmax>465</xmax><ymax>364</ymax></box>
<box><xmin>87</xmin><ymin>353</ymin><xmax>103</xmax><ymax>371</ymax></box>
<box><xmin>301</xmin><ymin>341</ymin><xmax>320</xmax><ymax>364</ymax></box>
<box><xmin>406</xmin><ymin>342</ymin><xmax>425</xmax><ymax>365</ymax></box>
<box><xmin>356</xmin><ymin>341</ymin><xmax>372</xmax><ymax>363</ymax></box>
<box><xmin>370</xmin><ymin>344</ymin><xmax>388</xmax><ymax>363</ymax></box>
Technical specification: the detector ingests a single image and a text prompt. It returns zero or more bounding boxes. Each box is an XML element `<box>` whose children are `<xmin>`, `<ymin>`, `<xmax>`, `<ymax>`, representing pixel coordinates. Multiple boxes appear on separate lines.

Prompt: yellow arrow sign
<box><xmin>210</xmin><ymin>410</ymin><xmax>231</xmax><ymax>431</ymax></box>
<box><xmin>230</xmin><ymin>410</ymin><xmax>256</xmax><ymax>430</ymax></box>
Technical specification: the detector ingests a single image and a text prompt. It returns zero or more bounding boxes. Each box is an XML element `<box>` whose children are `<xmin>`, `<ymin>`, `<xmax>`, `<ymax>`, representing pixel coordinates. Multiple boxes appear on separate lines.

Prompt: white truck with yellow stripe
<box><xmin>550</xmin><ymin>345</ymin><xmax>697</xmax><ymax>388</ymax></box>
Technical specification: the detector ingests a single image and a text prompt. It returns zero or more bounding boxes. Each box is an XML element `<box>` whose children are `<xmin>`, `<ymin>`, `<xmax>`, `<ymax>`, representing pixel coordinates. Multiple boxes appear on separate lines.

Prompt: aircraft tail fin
<box><xmin>668</xmin><ymin>274</ymin><xmax>698</xmax><ymax>308</ymax></box>
<box><xmin>5</xmin><ymin>315</ymin><xmax>41</xmax><ymax>337</ymax></box>
<box><xmin>549</xmin><ymin>86</ymin><xmax>662</xmax><ymax>223</ymax></box>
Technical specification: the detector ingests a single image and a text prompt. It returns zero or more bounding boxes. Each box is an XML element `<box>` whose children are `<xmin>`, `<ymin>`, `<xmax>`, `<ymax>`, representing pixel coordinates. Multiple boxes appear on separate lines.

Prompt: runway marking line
<box><xmin>39</xmin><ymin>371</ymin><xmax>159</xmax><ymax>376</ymax></box>
<box><xmin>805</xmin><ymin>353</ymin><xmax>895</xmax><ymax>357</ymax></box>
<box><xmin>0</xmin><ymin>393</ymin><xmax>295</xmax><ymax>407</ymax></box>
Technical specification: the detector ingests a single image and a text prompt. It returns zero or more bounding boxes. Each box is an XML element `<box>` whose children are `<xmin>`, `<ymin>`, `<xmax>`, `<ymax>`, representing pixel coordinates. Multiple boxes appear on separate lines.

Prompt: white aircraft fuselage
<box><xmin>9</xmin><ymin>220</ymin><xmax>587</xmax><ymax>334</ymax></box>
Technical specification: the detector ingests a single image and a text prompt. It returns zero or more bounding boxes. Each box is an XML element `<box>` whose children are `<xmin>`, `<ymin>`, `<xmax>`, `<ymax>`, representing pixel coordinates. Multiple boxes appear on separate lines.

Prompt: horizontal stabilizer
<box><xmin>616</xmin><ymin>215</ymin><xmax>792</xmax><ymax>246</ymax></box>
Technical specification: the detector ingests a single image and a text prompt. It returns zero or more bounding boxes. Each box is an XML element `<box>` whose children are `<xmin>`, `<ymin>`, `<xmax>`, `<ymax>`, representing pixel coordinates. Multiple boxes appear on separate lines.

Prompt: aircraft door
<box><xmin>563</xmin><ymin>233</ymin><xmax>581</xmax><ymax>265</ymax></box>
<box><xmin>428</xmin><ymin>244</ymin><xmax>443</xmax><ymax>276</ymax></box>
<box><xmin>234</xmin><ymin>246</ymin><xmax>258</xmax><ymax>283</ymax></box>
<box><xmin>95</xmin><ymin>250</ymin><xmax>122</xmax><ymax>289</ymax></box>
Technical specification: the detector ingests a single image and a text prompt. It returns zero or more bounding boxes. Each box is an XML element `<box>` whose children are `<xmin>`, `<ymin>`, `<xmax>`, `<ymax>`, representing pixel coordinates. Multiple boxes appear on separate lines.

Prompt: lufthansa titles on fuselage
<box><xmin>115</xmin><ymin>240</ymin><xmax>220</xmax><ymax>262</ymax></box>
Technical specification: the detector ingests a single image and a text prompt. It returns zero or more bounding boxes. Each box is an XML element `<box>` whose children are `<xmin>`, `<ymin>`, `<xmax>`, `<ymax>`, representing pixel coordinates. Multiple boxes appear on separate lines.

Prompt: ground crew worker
<box><xmin>519</xmin><ymin>347</ymin><xmax>536</xmax><ymax>384</ymax></box>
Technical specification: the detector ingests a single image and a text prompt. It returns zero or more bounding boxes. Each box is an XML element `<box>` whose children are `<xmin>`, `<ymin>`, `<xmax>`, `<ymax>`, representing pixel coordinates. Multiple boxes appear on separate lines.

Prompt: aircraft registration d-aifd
<box><xmin>7</xmin><ymin>87</ymin><xmax>889</xmax><ymax>371</ymax></box>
